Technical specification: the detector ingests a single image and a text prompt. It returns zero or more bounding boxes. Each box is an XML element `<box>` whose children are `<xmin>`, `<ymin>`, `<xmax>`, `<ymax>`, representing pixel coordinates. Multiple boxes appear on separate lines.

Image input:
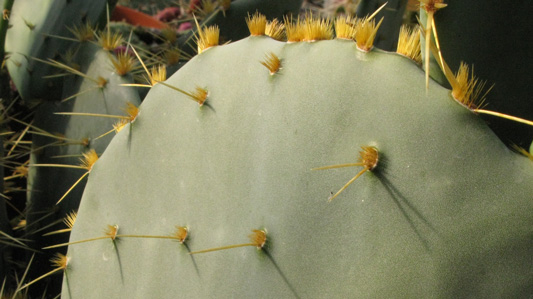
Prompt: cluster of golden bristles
<box><xmin>313</xmin><ymin>146</ymin><xmax>379</xmax><ymax>202</ymax></box>
<box><xmin>199</xmin><ymin>4</ymin><xmax>411</xmax><ymax>54</ymax></box>
<box><xmin>193</xmin><ymin>11</ymin><xmax>427</xmax><ymax>89</ymax></box>
<box><xmin>396</xmin><ymin>25</ymin><xmax>422</xmax><ymax>64</ymax></box>
<box><xmin>244</xmin><ymin>11</ymin><xmax>387</xmax><ymax>52</ymax></box>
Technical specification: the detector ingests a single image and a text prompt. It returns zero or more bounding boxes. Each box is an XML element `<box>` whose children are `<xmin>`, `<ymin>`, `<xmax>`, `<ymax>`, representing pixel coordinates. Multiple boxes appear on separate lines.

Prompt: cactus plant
<box><xmin>0</xmin><ymin>1</ymin><xmax>531</xmax><ymax>297</ymax></box>
<box><xmin>54</xmin><ymin>15</ymin><xmax>533</xmax><ymax>298</ymax></box>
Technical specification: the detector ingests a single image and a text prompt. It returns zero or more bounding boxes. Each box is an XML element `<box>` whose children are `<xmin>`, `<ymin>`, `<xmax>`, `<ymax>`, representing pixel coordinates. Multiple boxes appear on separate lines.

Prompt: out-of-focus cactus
<box><xmin>0</xmin><ymin>0</ymin><xmax>14</xmax><ymax>290</ymax></box>
<box><xmin>4</xmin><ymin>0</ymin><xmax>111</xmax><ymax>101</ymax></box>
<box><xmin>25</xmin><ymin>40</ymin><xmax>140</xmax><ymax>295</ymax></box>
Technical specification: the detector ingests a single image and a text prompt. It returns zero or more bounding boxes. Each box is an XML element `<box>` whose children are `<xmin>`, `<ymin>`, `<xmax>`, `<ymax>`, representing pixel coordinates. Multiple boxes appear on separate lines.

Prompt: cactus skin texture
<box><xmin>5</xmin><ymin>0</ymin><xmax>109</xmax><ymax>101</ymax></box>
<box><xmin>57</xmin><ymin>35</ymin><xmax>533</xmax><ymax>298</ymax></box>
<box><xmin>27</xmin><ymin>41</ymin><xmax>140</xmax><ymax>295</ymax></box>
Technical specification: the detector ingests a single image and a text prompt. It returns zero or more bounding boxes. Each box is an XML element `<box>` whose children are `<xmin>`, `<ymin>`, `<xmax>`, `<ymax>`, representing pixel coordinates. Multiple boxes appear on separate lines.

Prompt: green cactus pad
<box><xmin>62</xmin><ymin>36</ymin><xmax>533</xmax><ymax>298</ymax></box>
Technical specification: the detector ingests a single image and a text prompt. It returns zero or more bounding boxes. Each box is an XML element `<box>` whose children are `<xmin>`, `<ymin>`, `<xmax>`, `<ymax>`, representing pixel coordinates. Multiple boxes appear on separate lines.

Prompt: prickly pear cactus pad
<box><xmin>62</xmin><ymin>36</ymin><xmax>533</xmax><ymax>298</ymax></box>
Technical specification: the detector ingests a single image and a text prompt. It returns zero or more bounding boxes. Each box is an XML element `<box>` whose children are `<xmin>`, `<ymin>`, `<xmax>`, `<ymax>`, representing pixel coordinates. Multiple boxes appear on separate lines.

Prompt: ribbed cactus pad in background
<box><xmin>27</xmin><ymin>41</ymin><xmax>141</xmax><ymax>294</ymax></box>
<box><xmin>29</xmin><ymin>42</ymin><xmax>141</xmax><ymax>219</ymax></box>
<box><xmin>5</xmin><ymin>0</ymin><xmax>108</xmax><ymax>101</ymax></box>
<box><xmin>61</xmin><ymin>36</ymin><xmax>533</xmax><ymax>298</ymax></box>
